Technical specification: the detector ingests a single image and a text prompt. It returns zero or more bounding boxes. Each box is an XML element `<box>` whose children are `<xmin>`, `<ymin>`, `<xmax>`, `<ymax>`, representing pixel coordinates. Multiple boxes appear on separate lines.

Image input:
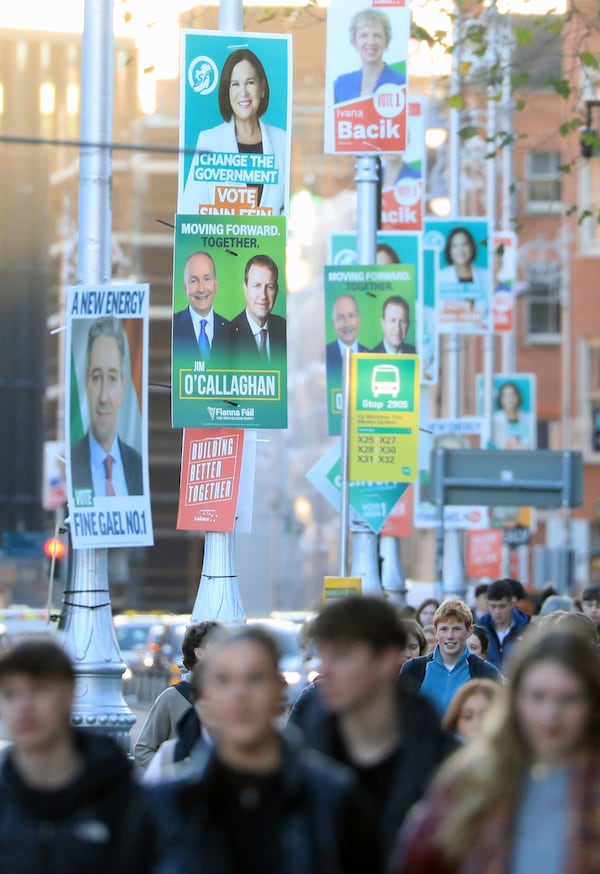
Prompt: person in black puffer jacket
<box><xmin>152</xmin><ymin>625</ymin><xmax>382</xmax><ymax>874</ymax></box>
<box><xmin>0</xmin><ymin>640</ymin><xmax>156</xmax><ymax>874</ymax></box>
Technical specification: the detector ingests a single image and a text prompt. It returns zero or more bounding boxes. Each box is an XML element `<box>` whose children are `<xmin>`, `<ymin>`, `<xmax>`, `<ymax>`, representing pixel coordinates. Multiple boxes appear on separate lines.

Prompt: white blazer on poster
<box><xmin>181</xmin><ymin>118</ymin><xmax>287</xmax><ymax>215</ymax></box>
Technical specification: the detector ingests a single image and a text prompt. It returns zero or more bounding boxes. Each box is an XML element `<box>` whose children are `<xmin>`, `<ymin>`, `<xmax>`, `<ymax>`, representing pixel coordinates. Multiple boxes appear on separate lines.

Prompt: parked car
<box><xmin>0</xmin><ymin>607</ymin><xmax>57</xmax><ymax>648</ymax></box>
<box><xmin>247</xmin><ymin>618</ymin><xmax>308</xmax><ymax>707</ymax></box>
<box><xmin>113</xmin><ymin>614</ymin><xmax>166</xmax><ymax>696</ymax></box>
<box><xmin>137</xmin><ymin>615</ymin><xmax>190</xmax><ymax>685</ymax></box>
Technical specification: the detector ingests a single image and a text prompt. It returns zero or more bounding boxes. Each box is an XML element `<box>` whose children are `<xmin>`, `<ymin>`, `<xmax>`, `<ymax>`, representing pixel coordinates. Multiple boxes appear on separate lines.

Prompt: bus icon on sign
<box><xmin>371</xmin><ymin>364</ymin><xmax>400</xmax><ymax>398</ymax></box>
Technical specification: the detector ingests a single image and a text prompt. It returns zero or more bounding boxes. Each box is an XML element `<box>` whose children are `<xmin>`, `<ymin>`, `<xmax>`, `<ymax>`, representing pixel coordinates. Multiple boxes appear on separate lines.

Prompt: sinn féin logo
<box><xmin>188</xmin><ymin>56</ymin><xmax>218</xmax><ymax>95</ymax></box>
<box><xmin>333</xmin><ymin>249</ymin><xmax>358</xmax><ymax>266</ymax></box>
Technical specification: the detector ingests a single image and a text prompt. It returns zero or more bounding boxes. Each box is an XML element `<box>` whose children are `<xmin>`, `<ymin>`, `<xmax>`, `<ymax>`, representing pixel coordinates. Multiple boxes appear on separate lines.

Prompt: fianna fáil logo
<box><xmin>187</xmin><ymin>56</ymin><xmax>218</xmax><ymax>95</ymax></box>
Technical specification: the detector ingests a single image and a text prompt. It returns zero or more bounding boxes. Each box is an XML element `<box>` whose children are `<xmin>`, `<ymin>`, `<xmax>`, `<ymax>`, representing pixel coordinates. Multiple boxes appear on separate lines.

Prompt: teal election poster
<box><xmin>178</xmin><ymin>31</ymin><xmax>292</xmax><ymax>218</ymax></box>
<box><xmin>424</xmin><ymin>218</ymin><xmax>492</xmax><ymax>333</ymax></box>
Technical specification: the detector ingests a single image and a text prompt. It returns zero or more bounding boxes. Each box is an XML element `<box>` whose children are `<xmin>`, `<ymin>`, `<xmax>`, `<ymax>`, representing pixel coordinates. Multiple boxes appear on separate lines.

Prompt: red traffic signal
<box><xmin>43</xmin><ymin>537</ymin><xmax>66</xmax><ymax>560</ymax></box>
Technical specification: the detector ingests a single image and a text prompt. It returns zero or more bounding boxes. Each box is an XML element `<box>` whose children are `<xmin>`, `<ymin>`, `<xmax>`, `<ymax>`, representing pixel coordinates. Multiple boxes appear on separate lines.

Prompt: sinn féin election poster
<box><xmin>172</xmin><ymin>215</ymin><xmax>287</xmax><ymax>429</ymax></box>
<box><xmin>66</xmin><ymin>284</ymin><xmax>153</xmax><ymax>549</ymax></box>
<box><xmin>424</xmin><ymin>218</ymin><xmax>492</xmax><ymax>334</ymax></box>
<box><xmin>178</xmin><ymin>31</ymin><xmax>292</xmax><ymax>218</ymax></box>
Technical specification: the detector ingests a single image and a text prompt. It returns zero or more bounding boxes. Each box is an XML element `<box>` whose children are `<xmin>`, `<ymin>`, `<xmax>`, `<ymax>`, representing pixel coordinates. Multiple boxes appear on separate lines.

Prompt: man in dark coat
<box><xmin>0</xmin><ymin>640</ymin><xmax>155</xmax><ymax>874</ymax></box>
<box><xmin>477</xmin><ymin>577</ymin><xmax>531</xmax><ymax>669</ymax></box>
<box><xmin>151</xmin><ymin>625</ymin><xmax>381</xmax><ymax>874</ymax></box>
<box><xmin>288</xmin><ymin>597</ymin><xmax>455</xmax><ymax>869</ymax></box>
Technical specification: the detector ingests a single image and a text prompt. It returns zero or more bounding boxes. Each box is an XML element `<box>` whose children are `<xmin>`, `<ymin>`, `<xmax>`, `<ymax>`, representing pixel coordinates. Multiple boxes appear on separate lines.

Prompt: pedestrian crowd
<box><xmin>0</xmin><ymin>576</ymin><xmax>599</xmax><ymax>873</ymax></box>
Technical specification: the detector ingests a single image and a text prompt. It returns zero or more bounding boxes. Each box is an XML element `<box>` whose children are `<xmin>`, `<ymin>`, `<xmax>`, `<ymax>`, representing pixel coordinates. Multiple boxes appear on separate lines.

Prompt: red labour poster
<box><xmin>466</xmin><ymin>528</ymin><xmax>503</xmax><ymax>580</ymax></box>
<box><xmin>177</xmin><ymin>428</ymin><xmax>244</xmax><ymax>532</ymax></box>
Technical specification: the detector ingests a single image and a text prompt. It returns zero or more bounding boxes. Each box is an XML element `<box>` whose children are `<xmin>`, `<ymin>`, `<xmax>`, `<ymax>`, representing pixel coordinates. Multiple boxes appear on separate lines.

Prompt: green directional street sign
<box><xmin>306</xmin><ymin>441</ymin><xmax>408</xmax><ymax>534</ymax></box>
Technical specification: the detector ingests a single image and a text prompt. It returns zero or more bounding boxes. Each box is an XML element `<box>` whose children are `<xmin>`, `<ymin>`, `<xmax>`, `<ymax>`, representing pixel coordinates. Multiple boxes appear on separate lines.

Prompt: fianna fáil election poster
<box><xmin>178</xmin><ymin>31</ymin><xmax>292</xmax><ymax>217</ymax></box>
<box><xmin>172</xmin><ymin>215</ymin><xmax>287</xmax><ymax>429</ymax></box>
<box><xmin>324</xmin><ymin>262</ymin><xmax>416</xmax><ymax>436</ymax></box>
<box><xmin>66</xmin><ymin>284</ymin><xmax>154</xmax><ymax>549</ymax></box>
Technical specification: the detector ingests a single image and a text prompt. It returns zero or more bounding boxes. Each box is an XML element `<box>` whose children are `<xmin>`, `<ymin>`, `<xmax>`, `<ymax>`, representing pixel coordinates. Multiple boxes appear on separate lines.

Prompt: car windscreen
<box><xmin>116</xmin><ymin>623</ymin><xmax>152</xmax><ymax>651</ymax></box>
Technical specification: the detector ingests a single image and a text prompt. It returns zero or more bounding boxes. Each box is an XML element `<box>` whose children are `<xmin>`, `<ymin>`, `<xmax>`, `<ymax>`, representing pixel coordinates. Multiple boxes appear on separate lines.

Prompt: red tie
<box><xmin>103</xmin><ymin>455</ymin><xmax>116</xmax><ymax>497</ymax></box>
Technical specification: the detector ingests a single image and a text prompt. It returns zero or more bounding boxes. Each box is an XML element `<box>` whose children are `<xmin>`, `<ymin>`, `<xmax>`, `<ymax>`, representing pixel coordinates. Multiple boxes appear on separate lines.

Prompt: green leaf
<box><xmin>559</xmin><ymin>119</ymin><xmax>581</xmax><ymax>136</ymax></box>
<box><xmin>412</xmin><ymin>24</ymin><xmax>436</xmax><ymax>46</ymax></box>
<box><xmin>459</xmin><ymin>126</ymin><xmax>479</xmax><ymax>140</ymax></box>
<box><xmin>457</xmin><ymin>61</ymin><xmax>472</xmax><ymax>76</ymax></box>
<box><xmin>447</xmin><ymin>93</ymin><xmax>464</xmax><ymax>110</ymax></box>
<box><xmin>511</xmin><ymin>72</ymin><xmax>530</xmax><ymax>90</ymax></box>
<box><xmin>465</xmin><ymin>23</ymin><xmax>486</xmax><ymax>44</ymax></box>
<box><xmin>515</xmin><ymin>99</ymin><xmax>526</xmax><ymax>111</ymax></box>
<box><xmin>514</xmin><ymin>26</ymin><xmax>533</xmax><ymax>45</ymax></box>
<box><xmin>547</xmin><ymin>17</ymin><xmax>565</xmax><ymax>35</ymax></box>
<box><xmin>581</xmin><ymin>51</ymin><xmax>599</xmax><ymax>69</ymax></box>
<box><xmin>549</xmin><ymin>77</ymin><xmax>571</xmax><ymax>98</ymax></box>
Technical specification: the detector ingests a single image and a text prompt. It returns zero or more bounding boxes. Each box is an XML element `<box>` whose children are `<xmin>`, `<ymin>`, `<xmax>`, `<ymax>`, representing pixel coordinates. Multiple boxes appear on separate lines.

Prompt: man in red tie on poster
<box><xmin>71</xmin><ymin>316</ymin><xmax>143</xmax><ymax>497</ymax></box>
<box><xmin>212</xmin><ymin>254</ymin><xmax>286</xmax><ymax>364</ymax></box>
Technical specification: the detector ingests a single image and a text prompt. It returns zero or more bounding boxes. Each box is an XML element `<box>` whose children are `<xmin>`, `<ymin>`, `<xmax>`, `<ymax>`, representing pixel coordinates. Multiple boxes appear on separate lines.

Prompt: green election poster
<box><xmin>172</xmin><ymin>214</ymin><xmax>287</xmax><ymax>429</ymax></box>
<box><xmin>324</xmin><ymin>262</ymin><xmax>416</xmax><ymax>436</ymax></box>
<box><xmin>350</xmin><ymin>353</ymin><xmax>419</xmax><ymax>483</ymax></box>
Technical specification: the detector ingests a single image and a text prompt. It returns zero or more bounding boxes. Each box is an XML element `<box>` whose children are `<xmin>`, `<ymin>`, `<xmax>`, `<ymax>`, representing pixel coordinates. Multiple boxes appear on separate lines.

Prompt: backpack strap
<box><xmin>174</xmin><ymin>680</ymin><xmax>193</xmax><ymax>703</ymax></box>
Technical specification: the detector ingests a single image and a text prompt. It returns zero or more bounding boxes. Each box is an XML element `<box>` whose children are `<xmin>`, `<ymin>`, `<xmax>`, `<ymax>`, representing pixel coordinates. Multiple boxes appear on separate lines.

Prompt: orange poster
<box><xmin>177</xmin><ymin>429</ymin><xmax>244</xmax><ymax>532</ymax></box>
<box><xmin>466</xmin><ymin>529</ymin><xmax>503</xmax><ymax>580</ymax></box>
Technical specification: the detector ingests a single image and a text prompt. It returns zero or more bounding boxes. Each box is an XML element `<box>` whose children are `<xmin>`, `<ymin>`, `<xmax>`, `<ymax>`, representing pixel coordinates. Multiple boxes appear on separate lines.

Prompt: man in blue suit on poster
<box><xmin>325</xmin><ymin>294</ymin><xmax>367</xmax><ymax>386</ymax></box>
<box><xmin>172</xmin><ymin>251</ymin><xmax>229</xmax><ymax>360</ymax></box>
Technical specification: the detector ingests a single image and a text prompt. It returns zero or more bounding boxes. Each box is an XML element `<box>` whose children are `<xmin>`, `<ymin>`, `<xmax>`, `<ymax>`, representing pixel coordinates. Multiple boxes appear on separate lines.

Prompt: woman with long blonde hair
<box><xmin>391</xmin><ymin>629</ymin><xmax>600</xmax><ymax>874</ymax></box>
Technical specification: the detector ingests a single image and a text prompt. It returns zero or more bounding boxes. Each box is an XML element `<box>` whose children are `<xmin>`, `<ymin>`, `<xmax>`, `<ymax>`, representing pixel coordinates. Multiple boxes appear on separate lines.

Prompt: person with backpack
<box><xmin>133</xmin><ymin>621</ymin><xmax>220</xmax><ymax>772</ymax></box>
<box><xmin>400</xmin><ymin>600</ymin><xmax>501</xmax><ymax>718</ymax></box>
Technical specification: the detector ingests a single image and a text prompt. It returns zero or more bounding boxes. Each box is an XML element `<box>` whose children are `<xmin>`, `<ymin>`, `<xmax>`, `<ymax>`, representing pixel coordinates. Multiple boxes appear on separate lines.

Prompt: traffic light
<box><xmin>43</xmin><ymin>536</ymin><xmax>67</xmax><ymax>583</ymax></box>
<box><xmin>43</xmin><ymin>537</ymin><xmax>66</xmax><ymax>560</ymax></box>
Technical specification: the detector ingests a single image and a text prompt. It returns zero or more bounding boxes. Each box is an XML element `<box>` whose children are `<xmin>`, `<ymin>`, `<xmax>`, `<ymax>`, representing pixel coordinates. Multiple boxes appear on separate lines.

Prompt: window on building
<box><xmin>524</xmin><ymin>259</ymin><xmax>561</xmax><ymax>342</ymax></box>
<box><xmin>524</xmin><ymin>150</ymin><xmax>562</xmax><ymax>213</ymax></box>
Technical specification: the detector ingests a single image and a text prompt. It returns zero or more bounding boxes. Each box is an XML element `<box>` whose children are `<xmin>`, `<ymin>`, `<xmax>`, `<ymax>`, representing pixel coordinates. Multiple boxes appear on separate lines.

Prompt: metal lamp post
<box><xmin>190</xmin><ymin>0</ymin><xmax>247</xmax><ymax>624</ymax></box>
<box><xmin>58</xmin><ymin>0</ymin><xmax>134</xmax><ymax>750</ymax></box>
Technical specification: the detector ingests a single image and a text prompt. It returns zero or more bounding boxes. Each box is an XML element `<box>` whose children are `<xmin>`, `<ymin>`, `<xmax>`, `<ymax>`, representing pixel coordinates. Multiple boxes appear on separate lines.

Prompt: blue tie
<box><xmin>198</xmin><ymin>319</ymin><xmax>210</xmax><ymax>358</ymax></box>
